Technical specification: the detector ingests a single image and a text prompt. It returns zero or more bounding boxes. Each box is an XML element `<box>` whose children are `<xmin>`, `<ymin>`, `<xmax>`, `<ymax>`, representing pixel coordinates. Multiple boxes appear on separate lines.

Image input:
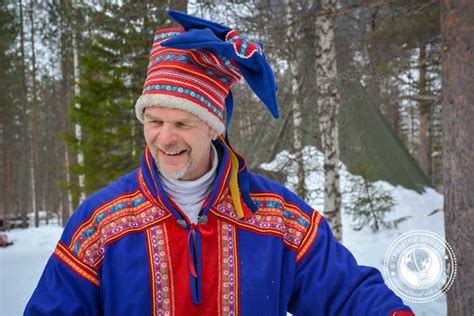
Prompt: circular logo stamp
<box><xmin>383</xmin><ymin>230</ymin><xmax>457</xmax><ymax>303</ymax></box>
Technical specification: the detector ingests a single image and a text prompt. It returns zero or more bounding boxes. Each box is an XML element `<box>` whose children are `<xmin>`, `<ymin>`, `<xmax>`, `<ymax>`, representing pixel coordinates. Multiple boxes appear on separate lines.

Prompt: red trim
<box><xmin>188</xmin><ymin>50</ymin><xmax>236</xmax><ymax>84</ymax></box>
<box><xmin>146</xmin><ymin>67</ymin><xmax>229</xmax><ymax>100</ymax></box>
<box><xmin>85</xmin><ymin>211</ymin><xmax>172</xmax><ymax>269</ymax></box>
<box><xmin>232</xmin><ymin>221</ymin><xmax>240</xmax><ymax>314</ymax></box>
<box><xmin>136</xmin><ymin>167</ymin><xmax>162</xmax><ymax>208</ymax></box>
<box><xmin>145</xmin><ymin>229</ymin><xmax>157</xmax><ymax>315</ymax></box>
<box><xmin>209</xmin><ymin>190</ymin><xmax>318</xmax><ymax>253</ymax></box>
<box><xmin>197</xmin><ymin>50</ymin><xmax>241</xmax><ymax>85</ymax></box>
<box><xmin>144</xmin><ymin>148</ymin><xmax>166</xmax><ymax>208</ymax></box>
<box><xmin>145</xmin><ymin>76</ymin><xmax>224</xmax><ymax>106</ymax></box>
<box><xmin>147</xmin><ymin>65</ymin><xmax>227</xmax><ymax>97</ymax></box>
<box><xmin>209</xmin><ymin>208</ymin><xmax>299</xmax><ymax>251</ymax></box>
<box><xmin>209</xmin><ymin>156</ymin><xmax>232</xmax><ymax>207</ymax></box>
<box><xmin>69</xmin><ymin>190</ymin><xmax>141</xmax><ymax>247</ymax></box>
<box><xmin>54</xmin><ymin>242</ymin><xmax>100</xmax><ymax>287</ymax></box>
<box><xmin>296</xmin><ymin>212</ymin><xmax>323</xmax><ymax>263</ymax></box>
<box><xmin>390</xmin><ymin>311</ymin><xmax>415</xmax><ymax>316</ymax></box>
<box><xmin>204</xmin><ymin>50</ymin><xmax>242</xmax><ymax>81</ymax></box>
<box><xmin>147</xmin><ymin>58</ymin><xmax>229</xmax><ymax>93</ymax></box>
<box><xmin>250</xmin><ymin>192</ymin><xmax>312</xmax><ymax>222</ymax></box>
<box><xmin>153</xmin><ymin>27</ymin><xmax>184</xmax><ymax>36</ymax></box>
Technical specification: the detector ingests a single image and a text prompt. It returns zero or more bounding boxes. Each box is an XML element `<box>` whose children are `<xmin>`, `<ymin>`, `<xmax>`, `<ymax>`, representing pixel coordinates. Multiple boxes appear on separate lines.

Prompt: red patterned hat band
<box><xmin>135</xmin><ymin>28</ymin><xmax>243</xmax><ymax>134</ymax></box>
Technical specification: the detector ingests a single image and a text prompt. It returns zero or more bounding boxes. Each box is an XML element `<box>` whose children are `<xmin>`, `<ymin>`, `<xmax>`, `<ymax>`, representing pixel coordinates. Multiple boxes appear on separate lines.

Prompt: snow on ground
<box><xmin>0</xmin><ymin>225</ymin><xmax>63</xmax><ymax>316</ymax></box>
<box><xmin>262</xmin><ymin>146</ymin><xmax>446</xmax><ymax>316</ymax></box>
<box><xmin>0</xmin><ymin>146</ymin><xmax>446</xmax><ymax>315</ymax></box>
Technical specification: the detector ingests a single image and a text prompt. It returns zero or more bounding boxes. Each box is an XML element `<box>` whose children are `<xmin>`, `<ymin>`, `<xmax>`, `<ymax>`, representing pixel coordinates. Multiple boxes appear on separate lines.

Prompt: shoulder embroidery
<box><xmin>296</xmin><ymin>211</ymin><xmax>323</xmax><ymax>263</ymax></box>
<box><xmin>54</xmin><ymin>241</ymin><xmax>100</xmax><ymax>287</ymax></box>
<box><xmin>69</xmin><ymin>190</ymin><xmax>171</xmax><ymax>268</ymax></box>
<box><xmin>212</xmin><ymin>192</ymin><xmax>316</xmax><ymax>251</ymax></box>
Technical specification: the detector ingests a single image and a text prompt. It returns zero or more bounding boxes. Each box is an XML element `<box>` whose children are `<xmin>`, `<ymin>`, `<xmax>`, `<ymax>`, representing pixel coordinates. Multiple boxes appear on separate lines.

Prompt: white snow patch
<box><xmin>0</xmin><ymin>225</ymin><xmax>63</xmax><ymax>316</ymax></box>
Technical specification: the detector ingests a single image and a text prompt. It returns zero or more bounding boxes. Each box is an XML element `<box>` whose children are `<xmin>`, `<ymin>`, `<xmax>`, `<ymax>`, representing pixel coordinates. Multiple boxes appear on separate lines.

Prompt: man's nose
<box><xmin>158</xmin><ymin>124</ymin><xmax>178</xmax><ymax>144</ymax></box>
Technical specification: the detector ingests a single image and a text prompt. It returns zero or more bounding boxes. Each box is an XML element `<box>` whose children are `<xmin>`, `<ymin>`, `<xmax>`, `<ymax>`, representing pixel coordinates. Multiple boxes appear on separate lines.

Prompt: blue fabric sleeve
<box><xmin>24</xmin><ymin>254</ymin><xmax>102</xmax><ymax>316</ymax></box>
<box><xmin>288</xmin><ymin>217</ymin><xmax>413</xmax><ymax>316</ymax></box>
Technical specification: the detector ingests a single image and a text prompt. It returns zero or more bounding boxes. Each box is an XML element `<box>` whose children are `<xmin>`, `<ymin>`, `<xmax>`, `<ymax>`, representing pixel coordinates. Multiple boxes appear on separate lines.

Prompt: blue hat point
<box><xmin>164</xmin><ymin>10</ymin><xmax>279</xmax><ymax>122</ymax></box>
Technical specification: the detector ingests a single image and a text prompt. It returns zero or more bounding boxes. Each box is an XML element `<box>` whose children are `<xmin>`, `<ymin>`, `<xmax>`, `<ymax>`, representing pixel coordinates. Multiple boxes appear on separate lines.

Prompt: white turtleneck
<box><xmin>158</xmin><ymin>145</ymin><xmax>218</xmax><ymax>223</ymax></box>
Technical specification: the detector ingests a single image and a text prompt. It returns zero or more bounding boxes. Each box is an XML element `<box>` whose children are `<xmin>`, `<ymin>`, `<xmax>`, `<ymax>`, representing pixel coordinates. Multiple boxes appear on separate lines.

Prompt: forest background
<box><xmin>0</xmin><ymin>0</ymin><xmax>472</xmax><ymax>315</ymax></box>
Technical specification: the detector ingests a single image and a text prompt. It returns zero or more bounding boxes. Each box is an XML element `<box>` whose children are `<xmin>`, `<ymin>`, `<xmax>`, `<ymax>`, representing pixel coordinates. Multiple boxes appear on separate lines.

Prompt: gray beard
<box><xmin>155</xmin><ymin>158</ymin><xmax>192</xmax><ymax>180</ymax></box>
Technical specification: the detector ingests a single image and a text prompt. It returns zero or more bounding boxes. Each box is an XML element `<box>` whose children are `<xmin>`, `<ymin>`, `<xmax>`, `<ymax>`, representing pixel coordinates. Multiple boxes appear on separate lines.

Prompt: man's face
<box><xmin>143</xmin><ymin>106</ymin><xmax>218</xmax><ymax>180</ymax></box>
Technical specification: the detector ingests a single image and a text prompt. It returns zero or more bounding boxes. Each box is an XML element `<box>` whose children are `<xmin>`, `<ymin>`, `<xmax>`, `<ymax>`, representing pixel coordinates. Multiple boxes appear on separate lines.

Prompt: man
<box><xmin>25</xmin><ymin>10</ymin><xmax>414</xmax><ymax>315</ymax></box>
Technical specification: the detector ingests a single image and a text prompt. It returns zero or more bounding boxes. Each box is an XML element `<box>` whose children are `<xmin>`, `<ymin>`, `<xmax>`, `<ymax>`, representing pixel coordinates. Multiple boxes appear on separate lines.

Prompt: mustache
<box><xmin>158</xmin><ymin>144</ymin><xmax>190</xmax><ymax>152</ymax></box>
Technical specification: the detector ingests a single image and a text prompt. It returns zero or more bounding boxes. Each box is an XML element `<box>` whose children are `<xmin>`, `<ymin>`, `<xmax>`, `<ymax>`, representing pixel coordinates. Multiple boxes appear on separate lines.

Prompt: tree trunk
<box><xmin>441</xmin><ymin>0</ymin><xmax>474</xmax><ymax>315</ymax></box>
<box><xmin>315</xmin><ymin>0</ymin><xmax>342</xmax><ymax>241</ymax></box>
<box><xmin>418</xmin><ymin>45</ymin><xmax>431</xmax><ymax>179</ymax></box>
<box><xmin>58</xmin><ymin>0</ymin><xmax>73</xmax><ymax>226</ymax></box>
<box><xmin>73</xmin><ymin>27</ymin><xmax>86</xmax><ymax>204</ymax></box>
<box><xmin>286</xmin><ymin>0</ymin><xmax>306</xmax><ymax>199</ymax></box>
<box><xmin>1</xmin><ymin>102</ymin><xmax>12</xmax><ymax>226</ymax></box>
<box><xmin>18</xmin><ymin>0</ymin><xmax>31</xmax><ymax>228</ymax></box>
<box><xmin>28</xmin><ymin>0</ymin><xmax>41</xmax><ymax>227</ymax></box>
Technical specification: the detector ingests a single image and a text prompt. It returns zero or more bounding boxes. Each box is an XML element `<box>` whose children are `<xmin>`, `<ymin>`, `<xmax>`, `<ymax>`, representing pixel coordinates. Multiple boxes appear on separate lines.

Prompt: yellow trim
<box><xmin>209</xmin><ymin>209</ymin><xmax>299</xmax><ymax>251</ymax></box>
<box><xmin>70</xmin><ymin>190</ymin><xmax>141</xmax><ymax>245</ymax></box>
<box><xmin>219</xmin><ymin>136</ymin><xmax>245</xmax><ymax>219</ymax></box>
<box><xmin>145</xmin><ymin>229</ymin><xmax>157</xmax><ymax>315</ymax></box>
<box><xmin>232</xmin><ymin>225</ymin><xmax>240</xmax><ymax>315</ymax></box>
<box><xmin>296</xmin><ymin>212</ymin><xmax>323</xmax><ymax>263</ymax></box>
<box><xmin>54</xmin><ymin>243</ymin><xmax>100</xmax><ymax>287</ymax></box>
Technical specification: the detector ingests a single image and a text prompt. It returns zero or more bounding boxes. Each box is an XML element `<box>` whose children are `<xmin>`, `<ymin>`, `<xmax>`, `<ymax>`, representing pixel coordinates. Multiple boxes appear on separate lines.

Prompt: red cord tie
<box><xmin>180</xmin><ymin>221</ymin><xmax>214</xmax><ymax>278</ymax></box>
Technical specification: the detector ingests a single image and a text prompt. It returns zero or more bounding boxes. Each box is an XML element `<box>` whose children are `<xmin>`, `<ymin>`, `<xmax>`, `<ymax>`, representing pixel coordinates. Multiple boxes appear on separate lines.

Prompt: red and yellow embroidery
<box><xmin>297</xmin><ymin>211</ymin><xmax>323</xmax><ymax>263</ymax></box>
<box><xmin>54</xmin><ymin>241</ymin><xmax>100</xmax><ymax>287</ymax></box>
<box><xmin>217</xmin><ymin>221</ymin><xmax>239</xmax><ymax>316</ymax></box>
<box><xmin>211</xmin><ymin>192</ymin><xmax>314</xmax><ymax>251</ymax></box>
<box><xmin>69</xmin><ymin>190</ymin><xmax>171</xmax><ymax>268</ymax></box>
<box><xmin>146</xmin><ymin>225</ymin><xmax>175</xmax><ymax>316</ymax></box>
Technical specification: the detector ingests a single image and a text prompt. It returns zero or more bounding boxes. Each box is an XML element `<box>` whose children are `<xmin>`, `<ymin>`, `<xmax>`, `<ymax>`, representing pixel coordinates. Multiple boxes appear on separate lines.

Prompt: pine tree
<box><xmin>345</xmin><ymin>161</ymin><xmax>410</xmax><ymax>232</ymax></box>
<box><xmin>441</xmin><ymin>0</ymin><xmax>474</xmax><ymax>313</ymax></box>
<box><xmin>0</xmin><ymin>0</ymin><xmax>19</xmax><ymax>226</ymax></box>
<box><xmin>70</xmin><ymin>2</ymin><xmax>168</xmax><ymax>195</ymax></box>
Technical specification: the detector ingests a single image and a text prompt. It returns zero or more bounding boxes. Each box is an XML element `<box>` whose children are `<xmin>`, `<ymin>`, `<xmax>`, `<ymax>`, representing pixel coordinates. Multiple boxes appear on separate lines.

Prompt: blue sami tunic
<box><xmin>25</xmin><ymin>141</ymin><xmax>414</xmax><ymax>315</ymax></box>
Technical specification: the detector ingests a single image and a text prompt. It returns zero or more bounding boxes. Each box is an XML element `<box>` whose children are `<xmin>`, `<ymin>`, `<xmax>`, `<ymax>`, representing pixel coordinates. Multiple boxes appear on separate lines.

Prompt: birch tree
<box><xmin>441</xmin><ymin>0</ymin><xmax>474</xmax><ymax>314</ymax></box>
<box><xmin>18</xmin><ymin>0</ymin><xmax>32</xmax><ymax>227</ymax></box>
<box><xmin>315</xmin><ymin>0</ymin><xmax>342</xmax><ymax>241</ymax></box>
<box><xmin>418</xmin><ymin>44</ymin><xmax>431</xmax><ymax>178</ymax></box>
<box><xmin>72</xmin><ymin>25</ymin><xmax>85</xmax><ymax>205</ymax></box>
<box><xmin>286</xmin><ymin>0</ymin><xmax>306</xmax><ymax>199</ymax></box>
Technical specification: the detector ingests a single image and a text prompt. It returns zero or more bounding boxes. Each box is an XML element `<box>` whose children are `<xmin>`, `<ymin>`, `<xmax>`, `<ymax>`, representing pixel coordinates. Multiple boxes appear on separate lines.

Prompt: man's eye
<box><xmin>149</xmin><ymin>120</ymin><xmax>162</xmax><ymax>125</ymax></box>
<box><xmin>175</xmin><ymin>122</ymin><xmax>187</xmax><ymax>128</ymax></box>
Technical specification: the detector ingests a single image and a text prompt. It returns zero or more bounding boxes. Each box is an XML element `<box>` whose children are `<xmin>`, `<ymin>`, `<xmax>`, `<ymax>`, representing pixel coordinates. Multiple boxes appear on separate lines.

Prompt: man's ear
<box><xmin>210</xmin><ymin>129</ymin><xmax>219</xmax><ymax>141</ymax></box>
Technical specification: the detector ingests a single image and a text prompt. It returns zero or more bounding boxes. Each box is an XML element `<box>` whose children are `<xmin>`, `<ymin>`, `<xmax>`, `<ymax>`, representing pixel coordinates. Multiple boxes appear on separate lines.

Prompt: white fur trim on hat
<box><xmin>135</xmin><ymin>94</ymin><xmax>225</xmax><ymax>135</ymax></box>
